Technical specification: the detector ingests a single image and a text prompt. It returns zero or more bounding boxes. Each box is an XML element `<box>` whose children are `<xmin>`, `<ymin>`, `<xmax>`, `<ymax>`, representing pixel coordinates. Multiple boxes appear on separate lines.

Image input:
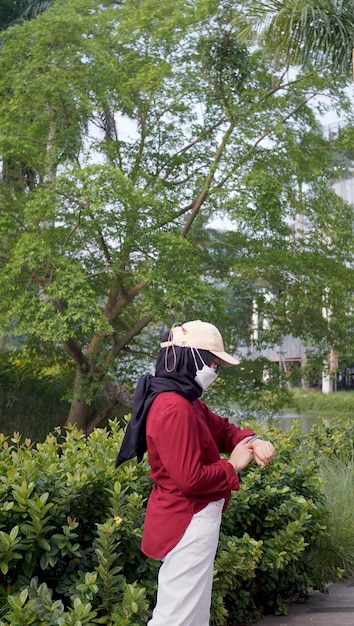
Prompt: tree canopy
<box><xmin>0</xmin><ymin>0</ymin><xmax>354</xmax><ymax>432</ymax></box>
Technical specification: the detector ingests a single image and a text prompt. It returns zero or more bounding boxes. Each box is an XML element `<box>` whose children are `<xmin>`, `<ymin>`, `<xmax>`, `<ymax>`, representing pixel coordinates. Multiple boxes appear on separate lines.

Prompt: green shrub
<box><xmin>212</xmin><ymin>423</ymin><xmax>337</xmax><ymax>623</ymax></box>
<box><xmin>308</xmin><ymin>418</ymin><xmax>354</xmax><ymax>462</ymax></box>
<box><xmin>0</xmin><ymin>418</ymin><xmax>350</xmax><ymax>625</ymax></box>
<box><xmin>0</xmin><ymin>423</ymin><xmax>155</xmax><ymax>625</ymax></box>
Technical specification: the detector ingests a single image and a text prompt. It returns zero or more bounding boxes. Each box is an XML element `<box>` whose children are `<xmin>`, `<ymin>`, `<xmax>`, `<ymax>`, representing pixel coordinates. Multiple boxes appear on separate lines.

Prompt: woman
<box><xmin>116</xmin><ymin>320</ymin><xmax>275</xmax><ymax>626</ymax></box>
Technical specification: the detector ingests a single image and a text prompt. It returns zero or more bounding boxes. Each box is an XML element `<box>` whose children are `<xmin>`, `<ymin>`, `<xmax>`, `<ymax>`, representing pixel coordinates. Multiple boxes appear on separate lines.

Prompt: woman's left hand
<box><xmin>251</xmin><ymin>439</ymin><xmax>275</xmax><ymax>467</ymax></box>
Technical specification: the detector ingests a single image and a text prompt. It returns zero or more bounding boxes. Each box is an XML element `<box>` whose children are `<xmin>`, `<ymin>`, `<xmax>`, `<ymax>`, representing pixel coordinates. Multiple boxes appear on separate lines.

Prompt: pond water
<box><xmin>229</xmin><ymin>408</ymin><xmax>322</xmax><ymax>433</ymax></box>
<box><xmin>271</xmin><ymin>412</ymin><xmax>320</xmax><ymax>433</ymax></box>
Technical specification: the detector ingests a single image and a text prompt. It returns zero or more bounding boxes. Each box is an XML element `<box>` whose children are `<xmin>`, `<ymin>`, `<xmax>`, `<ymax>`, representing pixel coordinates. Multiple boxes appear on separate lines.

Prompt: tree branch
<box><xmin>181</xmin><ymin>122</ymin><xmax>235</xmax><ymax>237</ymax></box>
<box><xmin>62</xmin><ymin>337</ymin><xmax>89</xmax><ymax>371</ymax></box>
<box><xmin>105</xmin><ymin>280</ymin><xmax>147</xmax><ymax>324</ymax></box>
<box><xmin>105</xmin><ymin>314</ymin><xmax>153</xmax><ymax>363</ymax></box>
<box><xmin>213</xmin><ymin>91</ymin><xmax>322</xmax><ymax>192</ymax></box>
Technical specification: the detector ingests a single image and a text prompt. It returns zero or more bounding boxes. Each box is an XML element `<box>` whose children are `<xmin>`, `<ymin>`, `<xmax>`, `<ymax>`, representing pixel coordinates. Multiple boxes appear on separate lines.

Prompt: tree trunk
<box><xmin>64</xmin><ymin>368</ymin><xmax>96</xmax><ymax>432</ymax></box>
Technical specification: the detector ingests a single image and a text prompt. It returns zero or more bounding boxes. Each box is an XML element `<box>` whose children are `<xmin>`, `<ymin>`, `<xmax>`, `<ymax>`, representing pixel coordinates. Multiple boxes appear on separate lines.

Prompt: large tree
<box><xmin>0</xmin><ymin>0</ymin><xmax>353</xmax><ymax>432</ymax></box>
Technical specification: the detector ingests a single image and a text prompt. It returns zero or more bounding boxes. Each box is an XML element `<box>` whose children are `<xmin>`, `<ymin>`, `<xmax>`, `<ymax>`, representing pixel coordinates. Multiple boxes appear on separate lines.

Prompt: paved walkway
<box><xmin>255</xmin><ymin>577</ymin><xmax>354</xmax><ymax>626</ymax></box>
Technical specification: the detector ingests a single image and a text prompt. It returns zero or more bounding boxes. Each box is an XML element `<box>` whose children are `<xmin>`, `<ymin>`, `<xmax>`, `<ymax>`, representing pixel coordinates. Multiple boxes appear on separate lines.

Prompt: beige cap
<box><xmin>160</xmin><ymin>320</ymin><xmax>239</xmax><ymax>367</ymax></box>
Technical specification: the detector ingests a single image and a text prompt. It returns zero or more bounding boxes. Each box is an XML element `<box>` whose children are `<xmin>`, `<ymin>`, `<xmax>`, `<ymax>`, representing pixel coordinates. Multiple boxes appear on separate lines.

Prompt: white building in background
<box><xmin>333</xmin><ymin>178</ymin><xmax>354</xmax><ymax>206</ymax></box>
<box><xmin>238</xmin><ymin>123</ymin><xmax>354</xmax><ymax>392</ymax></box>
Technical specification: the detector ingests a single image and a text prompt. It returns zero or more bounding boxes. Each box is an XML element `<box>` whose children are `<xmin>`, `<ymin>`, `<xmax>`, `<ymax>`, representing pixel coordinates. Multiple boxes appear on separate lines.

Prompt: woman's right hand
<box><xmin>227</xmin><ymin>439</ymin><xmax>254</xmax><ymax>472</ymax></box>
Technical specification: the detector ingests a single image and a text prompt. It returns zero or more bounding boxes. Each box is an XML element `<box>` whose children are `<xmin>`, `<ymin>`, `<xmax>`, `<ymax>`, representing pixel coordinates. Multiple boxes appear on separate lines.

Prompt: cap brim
<box><xmin>212</xmin><ymin>351</ymin><xmax>239</xmax><ymax>367</ymax></box>
<box><xmin>160</xmin><ymin>341</ymin><xmax>239</xmax><ymax>367</ymax></box>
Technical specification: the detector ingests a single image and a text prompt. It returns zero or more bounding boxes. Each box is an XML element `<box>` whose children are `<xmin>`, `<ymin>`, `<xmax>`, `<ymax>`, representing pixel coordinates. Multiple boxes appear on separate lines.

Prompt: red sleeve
<box><xmin>195</xmin><ymin>400</ymin><xmax>255</xmax><ymax>453</ymax></box>
<box><xmin>149</xmin><ymin>395</ymin><xmax>240</xmax><ymax>497</ymax></box>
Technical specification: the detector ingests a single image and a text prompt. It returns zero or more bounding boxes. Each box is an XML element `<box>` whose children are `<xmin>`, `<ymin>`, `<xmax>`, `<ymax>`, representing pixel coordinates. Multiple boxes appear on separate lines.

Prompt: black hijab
<box><xmin>115</xmin><ymin>340</ymin><xmax>215</xmax><ymax>467</ymax></box>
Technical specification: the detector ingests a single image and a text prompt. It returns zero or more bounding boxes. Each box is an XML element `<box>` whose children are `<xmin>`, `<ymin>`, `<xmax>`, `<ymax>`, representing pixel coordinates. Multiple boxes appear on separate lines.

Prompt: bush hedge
<box><xmin>0</xmin><ymin>418</ymin><xmax>352</xmax><ymax>625</ymax></box>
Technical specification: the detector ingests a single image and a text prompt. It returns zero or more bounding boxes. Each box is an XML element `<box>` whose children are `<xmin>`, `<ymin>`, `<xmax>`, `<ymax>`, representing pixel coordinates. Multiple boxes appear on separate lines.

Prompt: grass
<box><xmin>285</xmin><ymin>389</ymin><xmax>354</xmax><ymax>420</ymax></box>
<box><xmin>282</xmin><ymin>391</ymin><xmax>354</xmax><ymax>578</ymax></box>
<box><xmin>314</xmin><ymin>456</ymin><xmax>354</xmax><ymax>577</ymax></box>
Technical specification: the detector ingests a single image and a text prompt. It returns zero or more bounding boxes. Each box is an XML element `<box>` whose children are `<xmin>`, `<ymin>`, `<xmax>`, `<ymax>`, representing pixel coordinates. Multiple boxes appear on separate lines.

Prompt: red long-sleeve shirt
<box><xmin>141</xmin><ymin>392</ymin><xmax>255</xmax><ymax>559</ymax></box>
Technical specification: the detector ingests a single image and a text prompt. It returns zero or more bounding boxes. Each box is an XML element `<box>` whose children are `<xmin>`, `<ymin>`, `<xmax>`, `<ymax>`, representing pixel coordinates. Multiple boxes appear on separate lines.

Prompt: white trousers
<box><xmin>148</xmin><ymin>499</ymin><xmax>224</xmax><ymax>626</ymax></box>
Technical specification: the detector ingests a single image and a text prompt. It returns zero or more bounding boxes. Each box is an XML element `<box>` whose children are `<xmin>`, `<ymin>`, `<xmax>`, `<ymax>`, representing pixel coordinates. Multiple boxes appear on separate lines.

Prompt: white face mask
<box><xmin>194</xmin><ymin>363</ymin><xmax>218</xmax><ymax>391</ymax></box>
